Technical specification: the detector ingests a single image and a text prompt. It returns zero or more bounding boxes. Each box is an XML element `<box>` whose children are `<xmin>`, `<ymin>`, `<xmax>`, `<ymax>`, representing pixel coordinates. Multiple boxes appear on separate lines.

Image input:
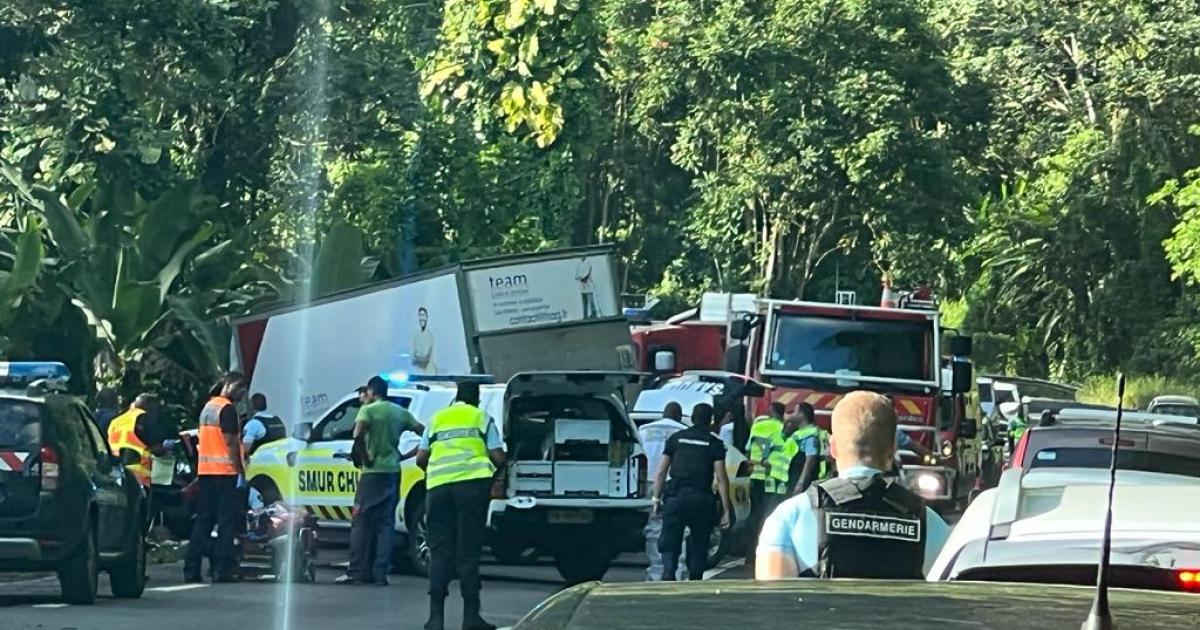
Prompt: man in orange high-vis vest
<box><xmin>183</xmin><ymin>372</ymin><xmax>247</xmax><ymax>583</ymax></box>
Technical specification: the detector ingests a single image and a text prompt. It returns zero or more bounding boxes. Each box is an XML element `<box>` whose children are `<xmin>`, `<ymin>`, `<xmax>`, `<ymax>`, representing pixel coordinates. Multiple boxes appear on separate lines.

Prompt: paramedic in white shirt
<box><xmin>638</xmin><ymin>402</ymin><xmax>687</xmax><ymax>580</ymax></box>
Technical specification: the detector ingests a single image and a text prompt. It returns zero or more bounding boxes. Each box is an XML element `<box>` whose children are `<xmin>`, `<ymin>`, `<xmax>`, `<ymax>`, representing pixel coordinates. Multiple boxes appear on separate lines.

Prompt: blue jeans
<box><xmin>348</xmin><ymin>472</ymin><xmax>399</xmax><ymax>581</ymax></box>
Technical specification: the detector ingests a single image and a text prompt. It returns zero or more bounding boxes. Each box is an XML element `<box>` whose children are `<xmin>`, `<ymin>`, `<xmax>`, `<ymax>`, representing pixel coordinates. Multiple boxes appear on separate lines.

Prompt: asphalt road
<box><xmin>0</xmin><ymin>546</ymin><xmax>664</xmax><ymax>630</ymax></box>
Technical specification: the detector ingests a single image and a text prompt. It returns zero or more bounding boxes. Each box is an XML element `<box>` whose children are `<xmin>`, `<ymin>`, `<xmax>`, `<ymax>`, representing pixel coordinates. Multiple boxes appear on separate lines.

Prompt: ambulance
<box><xmin>245</xmin><ymin>377</ymin><xmax>503</xmax><ymax>575</ymax></box>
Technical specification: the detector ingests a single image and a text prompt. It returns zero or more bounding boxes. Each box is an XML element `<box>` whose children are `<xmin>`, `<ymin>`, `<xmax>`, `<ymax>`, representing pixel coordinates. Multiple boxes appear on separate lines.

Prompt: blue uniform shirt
<box><xmin>757</xmin><ymin>465</ymin><xmax>951</xmax><ymax>576</ymax></box>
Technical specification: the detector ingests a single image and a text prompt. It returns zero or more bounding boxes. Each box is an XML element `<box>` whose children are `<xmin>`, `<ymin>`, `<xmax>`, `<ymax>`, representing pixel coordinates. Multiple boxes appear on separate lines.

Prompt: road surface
<box><xmin>0</xmin><ymin>547</ymin><xmax>720</xmax><ymax>630</ymax></box>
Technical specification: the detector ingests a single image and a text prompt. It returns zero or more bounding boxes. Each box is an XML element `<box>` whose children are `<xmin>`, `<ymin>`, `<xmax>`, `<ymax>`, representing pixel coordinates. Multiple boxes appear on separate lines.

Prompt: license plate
<box><xmin>547</xmin><ymin>509</ymin><xmax>594</xmax><ymax>525</ymax></box>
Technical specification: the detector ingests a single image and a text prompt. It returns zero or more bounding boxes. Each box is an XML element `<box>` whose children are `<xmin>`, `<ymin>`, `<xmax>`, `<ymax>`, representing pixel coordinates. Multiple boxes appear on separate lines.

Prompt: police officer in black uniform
<box><xmin>650</xmin><ymin>403</ymin><xmax>733</xmax><ymax>581</ymax></box>
<box><xmin>756</xmin><ymin>391</ymin><xmax>950</xmax><ymax>580</ymax></box>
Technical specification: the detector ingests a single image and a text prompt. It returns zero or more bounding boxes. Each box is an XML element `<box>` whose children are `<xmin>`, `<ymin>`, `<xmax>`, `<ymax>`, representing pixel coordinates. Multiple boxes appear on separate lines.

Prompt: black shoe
<box><xmin>424</xmin><ymin>597</ymin><xmax>445</xmax><ymax>630</ymax></box>
<box><xmin>462</xmin><ymin>597</ymin><xmax>496</xmax><ymax>630</ymax></box>
<box><xmin>183</xmin><ymin>575</ymin><xmax>204</xmax><ymax>584</ymax></box>
<box><xmin>213</xmin><ymin>573</ymin><xmax>242</xmax><ymax>583</ymax></box>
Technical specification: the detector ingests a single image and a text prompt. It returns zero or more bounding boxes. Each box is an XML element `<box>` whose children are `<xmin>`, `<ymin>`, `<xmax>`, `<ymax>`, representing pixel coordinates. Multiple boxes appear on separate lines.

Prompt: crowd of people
<box><xmin>641</xmin><ymin>390</ymin><xmax>952</xmax><ymax>581</ymax></box>
<box><xmin>100</xmin><ymin>370</ymin><xmax>950</xmax><ymax>627</ymax></box>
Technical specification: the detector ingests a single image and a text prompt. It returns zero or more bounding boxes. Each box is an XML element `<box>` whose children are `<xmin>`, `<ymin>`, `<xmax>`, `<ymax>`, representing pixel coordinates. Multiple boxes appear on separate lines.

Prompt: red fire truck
<box><xmin>632</xmin><ymin>292</ymin><xmax>981</xmax><ymax>511</ymax></box>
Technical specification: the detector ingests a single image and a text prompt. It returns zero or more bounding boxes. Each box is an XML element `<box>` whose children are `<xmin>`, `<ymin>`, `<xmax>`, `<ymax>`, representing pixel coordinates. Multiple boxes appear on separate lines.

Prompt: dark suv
<box><xmin>0</xmin><ymin>364</ymin><xmax>147</xmax><ymax>604</ymax></box>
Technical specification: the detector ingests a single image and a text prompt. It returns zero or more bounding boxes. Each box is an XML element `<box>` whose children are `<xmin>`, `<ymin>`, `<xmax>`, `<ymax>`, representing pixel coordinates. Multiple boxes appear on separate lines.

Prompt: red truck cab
<box><xmin>632</xmin><ymin>294</ymin><xmax>979</xmax><ymax>511</ymax></box>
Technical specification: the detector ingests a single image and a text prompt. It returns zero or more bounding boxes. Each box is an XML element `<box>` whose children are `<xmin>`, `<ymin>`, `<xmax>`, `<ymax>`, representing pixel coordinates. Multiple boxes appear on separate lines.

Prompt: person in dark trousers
<box><xmin>335</xmin><ymin>376</ymin><xmax>420</xmax><ymax>586</ymax></box>
<box><xmin>184</xmin><ymin>372</ymin><xmax>247</xmax><ymax>583</ymax></box>
<box><xmin>417</xmin><ymin>381</ymin><xmax>505</xmax><ymax>630</ymax></box>
<box><xmin>651</xmin><ymin>403</ymin><xmax>733</xmax><ymax>581</ymax></box>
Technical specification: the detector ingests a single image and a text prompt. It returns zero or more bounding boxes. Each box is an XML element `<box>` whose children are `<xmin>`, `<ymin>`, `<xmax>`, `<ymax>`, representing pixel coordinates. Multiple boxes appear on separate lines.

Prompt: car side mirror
<box><xmin>950</xmin><ymin>361</ymin><xmax>973</xmax><ymax>394</ymax></box>
<box><xmin>729</xmin><ymin>317</ymin><xmax>753</xmax><ymax>341</ymax></box>
<box><xmin>653</xmin><ymin>350</ymin><xmax>676</xmax><ymax>373</ymax></box>
<box><xmin>958</xmin><ymin>418</ymin><xmax>977</xmax><ymax>440</ymax></box>
<box><xmin>292</xmin><ymin>422</ymin><xmax>314</xmax><ymax>442</ymax></box>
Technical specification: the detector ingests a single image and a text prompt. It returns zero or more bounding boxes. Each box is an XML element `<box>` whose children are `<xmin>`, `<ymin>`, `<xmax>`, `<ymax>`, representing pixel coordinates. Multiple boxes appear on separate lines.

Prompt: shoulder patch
<box><xmin>824</xmin><ymin>512</ymin><xmax>921</xmax><ymax>542</ymax></box>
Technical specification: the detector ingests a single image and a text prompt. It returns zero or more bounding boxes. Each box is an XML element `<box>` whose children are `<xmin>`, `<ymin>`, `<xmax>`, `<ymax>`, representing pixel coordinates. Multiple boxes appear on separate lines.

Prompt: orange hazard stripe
<box><xmin>899</xmin><ymin>399</ymin><xmax>922</xmax><ymax>416</ymax></box>
<box><xmin>776</xmin><ymin>391</ymin><xmax>799</xmax><ymax>405</ymax></box>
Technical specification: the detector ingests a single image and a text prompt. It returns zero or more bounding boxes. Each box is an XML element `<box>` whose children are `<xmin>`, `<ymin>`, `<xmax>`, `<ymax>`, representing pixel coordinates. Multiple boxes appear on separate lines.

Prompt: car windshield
<box><xmin>767</xmin><ymin>314</ymin><xmax>933</xmax><ymax>382</ymax></box>
<box><xmin>1029</xmin><ymin>447</ymin><xmax>1200</xmax><ymax>478</ymax></box>
<box><xmin>0</xmin><ymin>399</ymin><xmax>42</xmax><ymax>451</ymax></box>
<box><xmin>1153</xmin><ymin>404</ymin><xmax>1199</xmax><ymax>417</ymax></box>
<box><xmin>994</xmin><ymin>388</ymin><xmax>1017</xmax><ymax>404</ymax></box>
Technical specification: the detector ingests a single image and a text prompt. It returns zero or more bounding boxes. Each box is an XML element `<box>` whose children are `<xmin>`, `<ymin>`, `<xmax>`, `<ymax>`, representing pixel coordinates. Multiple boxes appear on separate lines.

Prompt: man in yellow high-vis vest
<box><xmin>416</xmin><ymin>381</ymin><xmax>505</xmax><ymax>630</ymax></box>
<box><xmin>107</xmin><ymin>394</ymin><xmax>162</xmax><ymax>488</ymax></box>
<box><xmin>745</xmin><ymin>401</ymin><xmax>788</xmax><ymax>567</ymax></box>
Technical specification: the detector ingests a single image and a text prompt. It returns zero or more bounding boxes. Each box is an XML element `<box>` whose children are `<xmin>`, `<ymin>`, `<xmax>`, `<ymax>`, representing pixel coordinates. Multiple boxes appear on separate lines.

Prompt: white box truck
<box><xmin>231</xmin><ymin>246</ymin><xmax>636</xmax><ymax>427</ymax></box>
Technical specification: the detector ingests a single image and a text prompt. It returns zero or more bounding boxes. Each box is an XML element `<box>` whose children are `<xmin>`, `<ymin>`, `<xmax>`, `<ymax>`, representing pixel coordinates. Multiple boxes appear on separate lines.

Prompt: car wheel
<box><xmin>553</xmin><ymin>542</ymin><xmax>613</xmax><ymax>584</ymax></box>
<box><xmin>59</xmin><ymin>524</ymin><xmax>98</xmax><ymax>605</ymax></box>
<box><xmin>405</xmin><ymin>498</ymin><xmax>430</xmax><ymax>577</ymax></box>
<box><xmin>250</xmin><ymin>476</ymin><xmax>283</xmax><ymax>504</ymax></box>
<box><xmin>704</xmin><ymin>526</ymin><xmax>730</xmax><ymax>569</ymax></box>
<box><xmin>110</xmin><ymin>518</ymin><xmax>147</xmax><ymax>598</ymax></box>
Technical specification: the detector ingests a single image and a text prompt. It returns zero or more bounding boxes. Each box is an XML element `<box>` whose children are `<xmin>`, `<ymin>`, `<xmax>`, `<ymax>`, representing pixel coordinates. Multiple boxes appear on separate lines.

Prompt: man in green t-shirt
<box><xmin>336</xmin><ymin>375</ymin><xmax>421</xmax><ymax>586</ymax></box>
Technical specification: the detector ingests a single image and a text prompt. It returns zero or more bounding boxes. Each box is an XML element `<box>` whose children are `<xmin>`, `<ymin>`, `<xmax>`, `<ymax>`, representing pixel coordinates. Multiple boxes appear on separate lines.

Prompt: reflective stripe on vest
<box><xmin>426</xmin><ymin>403</ymin><xmax>494</xmax><ymax>490</ymax></box>
<box><xmin>198</xmin><ymin>396</ymin><xmax>239</xmax><ymax>476</ymax></box>
<box><xmin>108</xmin><ymin>409</ymin><xmax>151</xmax><ymax>486</ymax></box>
<box><xmin>748</xmin><ymin>417</ymin><xmax>789</xmax><ymax>491</ymax></box>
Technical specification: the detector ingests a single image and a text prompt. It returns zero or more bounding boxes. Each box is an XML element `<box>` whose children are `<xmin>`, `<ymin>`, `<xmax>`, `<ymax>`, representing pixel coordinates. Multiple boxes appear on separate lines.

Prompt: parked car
<box><xmin>1146</xmin><ymin>395</ymin><xmax>1200</xmax><ymax>419</ymax></box>
<box><xmin>0</xmin><ymin>363</ymin><xmax>148</xmax><ymax>604</ymax></box>
<box><xmin>509</xmin><ymin>579</ymin><xmax>1199</xmax><ymax>629</ymax></box>
<box><xmin>931</xmin><ymin>465</ymin><xmax>1200</xmax><ymax>589</ymax></box>
<box><xmin>1010</xmin><ymin>409</ymin><xmax>1200</xmax><ymax>477</ymax></box>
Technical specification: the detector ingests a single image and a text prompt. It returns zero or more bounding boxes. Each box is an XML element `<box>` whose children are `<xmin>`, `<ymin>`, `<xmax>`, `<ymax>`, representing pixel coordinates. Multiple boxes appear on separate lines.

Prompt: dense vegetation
<box><xmin>3</xmin><ymin>0</ymin><xmax>1200</xmax><ymax>409</ymax></box>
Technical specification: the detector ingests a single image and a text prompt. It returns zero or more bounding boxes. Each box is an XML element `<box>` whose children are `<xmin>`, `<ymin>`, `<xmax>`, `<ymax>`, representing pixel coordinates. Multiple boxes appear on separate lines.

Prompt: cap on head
<box><xmin>456</xmin><ymin>380</ymin><xmax>481</xmax><ymax>406</ymax></box>
<box><xmin>830</xmin><ymin>391</ymin><xmax>896</xmax><ymax>467</ymax></box>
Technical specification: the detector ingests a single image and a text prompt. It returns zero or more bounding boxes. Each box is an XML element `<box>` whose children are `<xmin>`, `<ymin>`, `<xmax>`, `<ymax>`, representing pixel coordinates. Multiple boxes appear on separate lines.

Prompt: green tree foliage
<box><xmin>5</xmin><ymin>0</ymin><xmax>1200</xmax><ymax>398</ymax></box>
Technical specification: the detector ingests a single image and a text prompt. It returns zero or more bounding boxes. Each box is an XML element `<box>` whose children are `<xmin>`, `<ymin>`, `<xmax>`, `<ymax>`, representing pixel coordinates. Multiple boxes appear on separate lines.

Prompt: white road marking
<box><xmin>703</xmin><ymin>557</ymin><xmax>744</xmax><ymax>580</ymax></box>
<box><xmin>149</xmin><ymin>583</ymin><xmax>210</xmax><ymax>592</ymax></box>
<box><xmin>32</xmin><ymin>603</ymin><xmax>69</xmax><ymax>608</ymax></box>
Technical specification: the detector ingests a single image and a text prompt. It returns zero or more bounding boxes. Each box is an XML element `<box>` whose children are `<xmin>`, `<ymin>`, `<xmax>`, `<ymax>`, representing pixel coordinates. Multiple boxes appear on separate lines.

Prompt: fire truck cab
<box><xmin>632</xmin><ymin>292</ymin><xmax>980</xmax><ymax>511</ymax></box>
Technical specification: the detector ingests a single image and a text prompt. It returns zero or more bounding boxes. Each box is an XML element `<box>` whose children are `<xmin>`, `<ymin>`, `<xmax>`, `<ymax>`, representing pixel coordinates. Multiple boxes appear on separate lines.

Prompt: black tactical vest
<box><xmin>249</xmin><ymin>414</ymin><xmax>287</xmax><ymax>455</ymax></box>
<box><xmin>807</xmin><ymin>474</ymin><xmax>926</xmax><ymax>579</ymax></box>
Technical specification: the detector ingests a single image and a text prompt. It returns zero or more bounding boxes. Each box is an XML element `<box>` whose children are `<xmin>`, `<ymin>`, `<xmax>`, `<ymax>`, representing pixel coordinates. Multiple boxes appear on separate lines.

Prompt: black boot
<box><xmin>462</xmin><ymin>594</ymin><xmax>496</xmax><ymax>630</ymax></box>
<box><xmin>424</xmin><ymin>596</ymin><xmax>445</xmax><ymax>630</ymax></box>
<box><xmin>660</xmin><ymin>552</ymin><xmax>680</xmax><ymax>582</ymax></box>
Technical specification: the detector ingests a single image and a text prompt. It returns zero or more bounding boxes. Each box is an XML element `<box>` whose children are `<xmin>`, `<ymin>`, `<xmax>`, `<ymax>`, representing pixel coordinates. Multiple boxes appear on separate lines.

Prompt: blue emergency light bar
<box><xmin>381</xmin><ymin>371</ymin><xmax>495</xmax><ymax>388</ymax></box>
<box><xmin>0</xmin><ymin>362</ymin><xmax>71</xmax><ymax>388</ymax></box>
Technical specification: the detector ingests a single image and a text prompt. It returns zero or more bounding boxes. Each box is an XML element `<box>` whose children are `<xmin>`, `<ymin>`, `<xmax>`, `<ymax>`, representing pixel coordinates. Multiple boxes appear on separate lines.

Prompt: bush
<box><xmin>1077</xmin><ymin>374</ymin><xmax>1200</xmax><ymax>410</ymax></box>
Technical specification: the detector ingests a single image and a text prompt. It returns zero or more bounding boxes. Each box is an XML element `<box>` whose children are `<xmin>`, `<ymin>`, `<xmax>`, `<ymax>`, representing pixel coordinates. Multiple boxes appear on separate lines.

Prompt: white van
<box><xmin>491</xmin><ymin>372</ymin><xmax>650</xmax><ymax>583</ymax></box>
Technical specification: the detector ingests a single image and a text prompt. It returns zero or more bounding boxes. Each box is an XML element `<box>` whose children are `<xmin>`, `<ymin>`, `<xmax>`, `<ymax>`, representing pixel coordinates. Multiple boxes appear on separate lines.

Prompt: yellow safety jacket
<box><xmin>747</xmin><ymin>416</ymin><xmax>789</xmax><ymax>493</ymax></box>
<box><xmin>426</xmin><ymin>402</ymin><xmax>494</xmax><ymax>490</ymax></box>
<box><xmin>108</xmin><ymin>408</ymin><xmax>151</xmax><ymax>487</ymax></box>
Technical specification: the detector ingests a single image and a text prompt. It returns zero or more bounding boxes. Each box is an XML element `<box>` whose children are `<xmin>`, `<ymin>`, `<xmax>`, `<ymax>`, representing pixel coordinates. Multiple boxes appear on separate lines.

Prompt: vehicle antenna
<box><xmin>1081</xmin><ymin>373</ymin><xmax>1125</xmax><ymax>630</ymax></box>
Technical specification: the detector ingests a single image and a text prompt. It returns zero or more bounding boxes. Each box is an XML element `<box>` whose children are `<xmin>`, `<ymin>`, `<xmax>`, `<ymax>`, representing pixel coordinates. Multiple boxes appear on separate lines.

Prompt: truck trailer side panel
<box><xmin>235</xmin><ymin>271</ymin><xmax>472</xmax><ymax>427</ymax></box>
